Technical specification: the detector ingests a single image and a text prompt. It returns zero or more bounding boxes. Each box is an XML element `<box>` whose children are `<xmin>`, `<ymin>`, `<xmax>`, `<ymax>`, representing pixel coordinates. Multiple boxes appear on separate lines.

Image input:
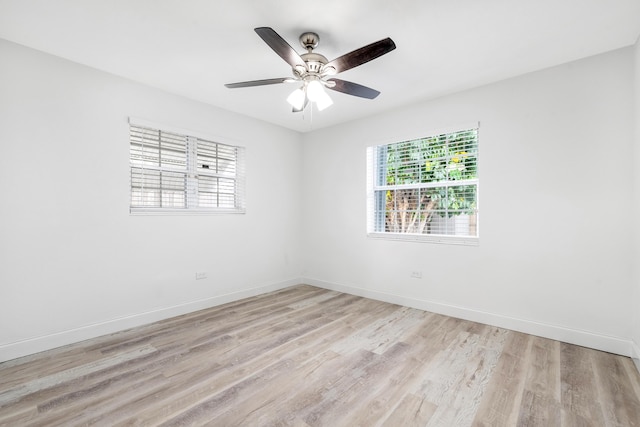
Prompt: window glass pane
<box><xmin>197</xmin><ymin>139</ymin><xmax>217</xmax><ymax>172</ymax></box>
<box><xmin>197</xmin><ymin>175</ymin><xmax>217</xmax><ymax>208</ymax></box>
<box><xmin>382</xmin><ymin>185</ymin><xmax>477</xmax><ymax>236</ymax></box>
<box><xmin>161</xmin><ymin>171</ymin><xmax>186</xmax><ymax>191</ymax></box>
<box><xmin>217</xmin><ymin>144</ymin><xmax>237</xmax><ymax>175</ymax></box>
<box><xmin>130</xmin><ymin>128</ymin><xmax>160</xmax><ymax>167</ymax></box>
<box><xmin>129</xmin><ymin>129</ymin><xmax>187</xmax><ymax>168</ymax></box>
<box><xmin>420</xmin><ymin>158</ymin><xmax>447</xmax><ymax>183</ymax></box>
<box><xmin>383</xmin><ymin>188</ymin><xmax>437</xmax><ymax>234</ymax></box>
<box><xmin>444</xmin><ymin>185</ymin><xmax>477</xmax><ymax>212</ymax></box>
<box><xmin>131</xmin><ymin>189</ymin><xmax>160</xmax><ymax>207</ymax></box>
<box><xmin>218</xmin><ymin>193</ymin><xmax>236</xmax><ymax>208</ymax></box>
<box><xmin>428</xmin><ymin>210</ymin><xmax>477</xmax><ymax>236</ymax></box>
<box><xmin>130</xmin><ymin>168</ymin><xmax>187</xmax><ymax>208</ymax></box>
<box><xmin>195</xmin><ymin>176</ymin><xmax>237</xmax><ymax>208</ymax></box>
<box><xmin>131</xmin><ymin>168</ymin><xmax>160</xmax><ymax>207</ymax></box>
<box><xmin>161</xmin><ymin>190</ymin><xmax>186</xmax><ymax>208</ymax></box>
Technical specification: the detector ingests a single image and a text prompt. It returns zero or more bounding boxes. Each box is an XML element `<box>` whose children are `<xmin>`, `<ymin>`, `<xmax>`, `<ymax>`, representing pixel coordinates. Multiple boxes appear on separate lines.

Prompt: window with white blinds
<box><xmin>129</xmin><ymin>123</ymin><xmax>245</xmax><ymax>214</ymax></box>
<box><xmin>366</xmin><ymin>126</ymin><xmax>479</xmax><ymax>244</ymax></box>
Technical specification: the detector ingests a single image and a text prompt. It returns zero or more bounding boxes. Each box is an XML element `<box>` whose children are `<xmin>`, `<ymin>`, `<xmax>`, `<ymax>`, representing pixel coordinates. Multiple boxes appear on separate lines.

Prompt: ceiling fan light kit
<box><xmin>225</xmin><ymin>27</ymin><xmax>396</xmax><ymax>113</ymax></box>
<box><xmin>287</xmin><ymin>87</ymin><xmax>305</xmax><ymax>111</ymax></box>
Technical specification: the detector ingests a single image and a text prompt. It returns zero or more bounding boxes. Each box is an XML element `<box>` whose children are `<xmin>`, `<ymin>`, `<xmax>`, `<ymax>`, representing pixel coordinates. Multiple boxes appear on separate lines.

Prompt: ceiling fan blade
<box><xmin>326</xmin><ymin>78</ymin><xmax>380</xmax><ymax>99</ymax></box>
<box><xmin>326</xmin><ymin>38</ymin><xmax>396</xmax><ymax>74</ymax></box>
<box><xmin>254</xmin><ymin>27</ymin><xmax>306</xmax><ymax>69</ymax></box>
<box><xmin>225</xmin><ymin>77</ymin><xmax>290</xmax><ymax>88</ymax></box>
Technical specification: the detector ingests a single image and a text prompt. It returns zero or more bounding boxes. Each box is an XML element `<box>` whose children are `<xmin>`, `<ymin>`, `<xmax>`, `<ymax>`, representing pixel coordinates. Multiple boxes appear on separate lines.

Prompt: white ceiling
<box><xmin>1</xmin><ymin>0</ymin><xmax>639</xmax><ymax>133</ymax></box>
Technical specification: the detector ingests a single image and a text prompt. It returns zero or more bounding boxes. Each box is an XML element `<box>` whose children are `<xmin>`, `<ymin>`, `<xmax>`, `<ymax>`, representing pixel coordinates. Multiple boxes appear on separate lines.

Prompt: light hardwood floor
<box><xmin>1</xmin><ymin>285</ymin><xmax>640</xmax><ymax>426</ymax></box>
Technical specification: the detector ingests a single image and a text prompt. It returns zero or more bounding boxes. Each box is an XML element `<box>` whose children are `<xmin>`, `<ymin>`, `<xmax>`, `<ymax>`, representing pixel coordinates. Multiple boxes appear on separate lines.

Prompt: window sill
<box><xmin>130</xmin><ymin>207</ymin><xmax>245</xmax><ymax>216</ymax></box>
<box><xmin>367</xmin><ymin>232</ymin><xmax>479</xmax><ymax>246</ymax></box>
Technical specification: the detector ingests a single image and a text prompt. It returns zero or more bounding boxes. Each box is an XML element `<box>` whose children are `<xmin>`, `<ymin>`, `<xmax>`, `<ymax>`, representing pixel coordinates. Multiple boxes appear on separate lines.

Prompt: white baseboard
<box><xmin>0</xmin><ymin>278</ymin><xmax>299</xmax><ymax>363</ymax></box>
<box><xmin>632</xmin><ymin>340</ymin><xmax>640</xmax><ymax>374</ymax></box>
<box><xmin>303</xmin><ymin>278</ymin><xmax>634</xmax><ymax>357</ymax></box>
<box><xmin>4</xmin><ymin>278</ymin><xmax>636</xmax><ymax>364</ymax></box>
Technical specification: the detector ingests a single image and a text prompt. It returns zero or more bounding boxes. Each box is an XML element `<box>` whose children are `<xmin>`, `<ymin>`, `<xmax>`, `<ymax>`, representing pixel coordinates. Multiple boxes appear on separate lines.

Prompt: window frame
<box><xmin>366</xmin><ymin>124</ymin><xmax>479</xmax><ymax>246</ymax></box>
<box><xmin>129</xmin><ymin>118</ymin><xmax>246</xmax><ymax>215</ymax></box>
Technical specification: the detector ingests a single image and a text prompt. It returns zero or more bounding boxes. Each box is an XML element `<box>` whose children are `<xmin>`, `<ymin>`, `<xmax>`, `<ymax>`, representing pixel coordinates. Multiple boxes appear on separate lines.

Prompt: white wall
<box><xmin>632</xmin><ymin>37</ymin><xmax>640</xmax><ymax>369</ymax></box>
<box><xmin>301</xmin><ymin>47</ymin><xmax>636</xmax><ymax>355</ymax></box>
<box><xmin>1</xmin><ymin>37</ymin><xmax>638</xmax><ymax>363</ymax></box>
<box><xmin>0</xmin><ymin>39</ymin><xmax>303</xmax><ymax>361</ymax></box>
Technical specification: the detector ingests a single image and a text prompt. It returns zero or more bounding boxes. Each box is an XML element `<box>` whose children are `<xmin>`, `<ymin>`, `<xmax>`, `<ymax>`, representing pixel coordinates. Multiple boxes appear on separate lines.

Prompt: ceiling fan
<box><xmin>225</xmin><ymin>27</ymin><xmax>396</xmax><ymax>112</ymax></box>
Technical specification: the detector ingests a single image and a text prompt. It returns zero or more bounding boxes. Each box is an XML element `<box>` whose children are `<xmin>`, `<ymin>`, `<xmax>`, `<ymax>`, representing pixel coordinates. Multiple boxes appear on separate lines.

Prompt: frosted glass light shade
<box><xmin>306</xmin><ymin>80</ymin><xmax>324</xmax><ymax>102</ymax></box>
<box><xmin>287</xmin><ymin>80</ymin><xmax>333</xmax><ymax>111</ymax></box>
<box><xmin>314</xmin><ymin>89</ymin><xmax>333</xmax><ymax>111</ymax></box>
<box><xmin>307</xmin><ymin>80</ymin><xmax>333</xmax><ymax>110</ymax></box>
<box><xmin>287</xmin><ymin>87</ymin><xmax>305</xmax><ymax>110</ymax></box>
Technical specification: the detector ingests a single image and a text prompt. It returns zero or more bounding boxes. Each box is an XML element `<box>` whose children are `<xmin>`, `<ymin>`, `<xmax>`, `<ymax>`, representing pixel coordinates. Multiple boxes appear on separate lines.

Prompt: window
<box><xmin>129</xmin><ymin>121</ymin><xmax>245</xmax><ymax>214</ymax></box>
<box><xmin>367</xmin><ymin>126</ymin><xmax>478</xmax><ymax>244</ymax></box>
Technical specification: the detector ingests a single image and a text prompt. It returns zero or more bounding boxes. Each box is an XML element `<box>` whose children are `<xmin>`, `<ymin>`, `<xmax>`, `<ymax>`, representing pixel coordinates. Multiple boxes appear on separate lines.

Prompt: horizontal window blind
<box><xmin>367</xmin><ymin>127</ymin><xmax>479</xmax><ymax>243</ymax></box>
<box><xmin>130</xmin><ymin>126</ymin><xmax>188</xmax><ymax>208</ymax></box>
<box><xmin>129</xmin><ymin>123</ymin><xmax>245</xmax><ymax>214</ymax></box>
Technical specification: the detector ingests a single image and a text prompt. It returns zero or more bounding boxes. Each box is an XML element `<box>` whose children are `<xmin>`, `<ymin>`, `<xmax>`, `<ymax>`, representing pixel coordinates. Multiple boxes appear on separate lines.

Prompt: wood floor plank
<box><xmin>560</xmin><ymin>343</ymin><xmax>608</xmax><ymax>426</ymax></box>
<box><xmin>121</xmin><ymin>294</ymin><xmax>369</xmax><ymax>425</ymax></box>
<box><xmin>300</xmin><ymin>343</ymin><xmax>412</xmax><ymax>427</ymax></box>
<box><xmin>1</xmin><ymin>285</ymin><xmax>640</xmax><ymax>427</ymax></box>
<box><xmin>0</xmin><ymin>345</ymin><xmax>157</xmax><ymax>407</ymax></box>
<box><xmin>208</xmin><ymin>350</ymin><xmax>342</xmax><ymax>426</ymax></box>
<box><xmin>423</xmin><ymin>325</ymin><xmax>507</xmax><ymax>426</ymax></box>
<box><xmin>238</xmin><ymin>311</ymin><xmax>408</xmax><ymax>426</ymax></box>
<box><xmin>471</xmin><ymin>331</ymin><xmax>532</xmax><ymax>426</ymax></box>
<box><xmin>516</xmin><ymin>337</ymin><xmax>562</xmax><ymax>426</ymax></box>
<box><xmin>336</xmin><ymin>312</ymin><xmax>450</xmax><ymax>426</ymax></box>
<box><xmin>381</xmin><ymin>393</ymin><xmax>438</xmax><ymax>426</ymax></box>
<box><xmin>623</xmin><ymin>358</ymin><xmax>640</xmax><ymax>406</ymax></box>
<box><xmin>591</xmin><ymin>349</ymin><xmax>640</xmax><ymax>426</ymax></box>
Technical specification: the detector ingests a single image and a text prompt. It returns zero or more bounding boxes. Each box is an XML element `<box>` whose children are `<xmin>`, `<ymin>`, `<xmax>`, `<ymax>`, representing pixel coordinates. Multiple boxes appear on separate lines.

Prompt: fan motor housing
<box><xmin>300</xmin><ymin>52</ymin><xmax>328</xmax><ymax>74</ymax></box>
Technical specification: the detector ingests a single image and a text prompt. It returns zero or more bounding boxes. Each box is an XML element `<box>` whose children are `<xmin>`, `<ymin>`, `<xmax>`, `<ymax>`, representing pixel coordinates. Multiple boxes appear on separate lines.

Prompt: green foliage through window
<box><xmin>368</xmin><ymin>128</ymin><xmax>478</xmax><ymax>237</ymax></box>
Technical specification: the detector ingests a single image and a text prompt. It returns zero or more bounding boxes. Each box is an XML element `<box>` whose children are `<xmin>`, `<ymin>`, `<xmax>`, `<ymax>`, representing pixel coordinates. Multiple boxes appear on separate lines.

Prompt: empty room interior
<box><xmin>2</xmin><ymin>1</ymin><xmax>640</xmax><ymax>425</ymax></box>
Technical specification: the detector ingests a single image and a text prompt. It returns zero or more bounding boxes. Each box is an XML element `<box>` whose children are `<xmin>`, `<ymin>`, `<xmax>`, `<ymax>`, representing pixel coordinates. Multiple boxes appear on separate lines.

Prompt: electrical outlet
<box><xmin>195</xmin><ymin>272</ymin><xmax>207</xmax><ymax>280</ymax></box>
<box><xmin>410</xmin><ymin>271</ymin><xmax>422</xmax><ymax>279</ymax></box>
